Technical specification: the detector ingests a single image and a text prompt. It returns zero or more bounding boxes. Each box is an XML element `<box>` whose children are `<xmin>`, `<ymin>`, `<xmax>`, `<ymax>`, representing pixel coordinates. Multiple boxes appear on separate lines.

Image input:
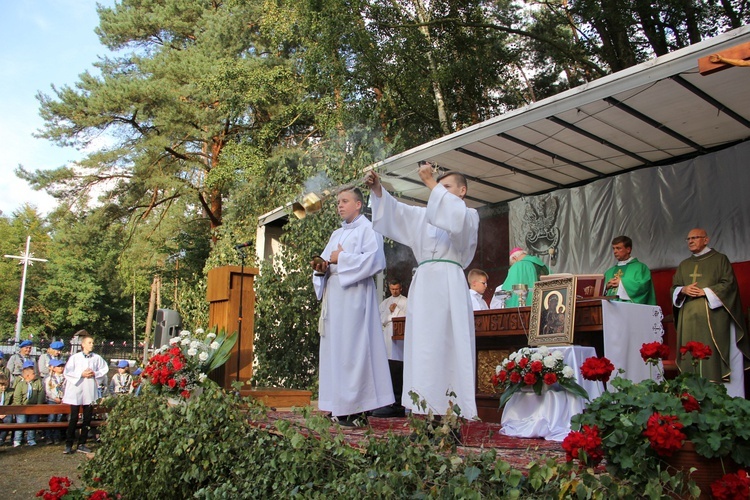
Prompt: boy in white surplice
<box><xmin>312</xmin><ymin>187</ymin><xmax>394</xmax><ymax>426</ymax></box>
<box><xmin>366</xmin><ymin>163</ymin><xmax>479</xmax><ymax>420</ymax></box>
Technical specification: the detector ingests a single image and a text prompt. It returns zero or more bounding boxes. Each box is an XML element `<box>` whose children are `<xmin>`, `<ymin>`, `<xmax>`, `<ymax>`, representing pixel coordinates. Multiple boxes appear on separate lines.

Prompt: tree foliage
<box><xmin>39</xmin><ymin>209</ymin><xmax>131</xmax><ymax>337</ymax></box>
<box><xmin>10</xmin><ymin>0</ymin><xmax>749</xmax><ymax>372</ymax></box>
<box><xmin>0</xmin><ymin>206</ymin><xmax>51</xmax><ymax>341</ymax></box>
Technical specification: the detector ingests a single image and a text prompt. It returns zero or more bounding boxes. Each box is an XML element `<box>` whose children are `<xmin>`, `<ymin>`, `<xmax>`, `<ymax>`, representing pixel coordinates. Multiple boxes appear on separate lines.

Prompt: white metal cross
<box><xmin>4</xmin><ymin>236</ymin><xmax>48</xmax><ymax>345</ymax></box>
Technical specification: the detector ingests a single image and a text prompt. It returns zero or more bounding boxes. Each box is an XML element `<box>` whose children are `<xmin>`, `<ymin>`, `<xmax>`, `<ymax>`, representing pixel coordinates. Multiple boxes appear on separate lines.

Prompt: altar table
<box><xmin>391</xmin><ymin>299</ymin><xmax>664</xmax><ymax>423</ymax></box>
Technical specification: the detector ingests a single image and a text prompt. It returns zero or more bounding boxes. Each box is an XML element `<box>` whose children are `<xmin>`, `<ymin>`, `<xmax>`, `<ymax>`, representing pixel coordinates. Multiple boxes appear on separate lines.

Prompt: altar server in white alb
<box><xmin>312</xmin><ymin>187</ymin><xmax>394</xmax><ymax>426</ymax></box>
<box><xmin>62</xmin><ymin>330</ymin><xmax>108</xmax><ymax>454</ymax></box>
<box><xmin>366</xmin><ymin>162</ymin><xmax>479</xmax><ymax>420</ymax></box>
<box><xmin>371</xmin><ymin>279</ymin><xmax>408</xmax><ymax>418</ymax></box>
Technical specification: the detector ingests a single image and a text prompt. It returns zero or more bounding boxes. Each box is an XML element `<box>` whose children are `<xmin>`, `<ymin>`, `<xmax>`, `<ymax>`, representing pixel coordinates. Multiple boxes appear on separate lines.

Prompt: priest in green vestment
<box><xmin>672</xmin><ymin>228</ymin><xmax>749</xmax><ymax>395</ymax></box>
<box><xmin>491</xmin><ymin>247</ymin><xmax>549</xmax><ymax>308</ymax></box>
<box><xmin>603</xmin><ymin>235</ymin><xmax>656</xmax><ymax>305</ymax></box>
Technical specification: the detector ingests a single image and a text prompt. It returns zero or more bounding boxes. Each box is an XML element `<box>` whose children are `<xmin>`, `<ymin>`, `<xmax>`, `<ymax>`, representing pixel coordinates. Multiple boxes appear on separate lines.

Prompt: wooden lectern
<box><xmin>206</xmin><ymin>265</ymin><xmax>313</xmax><ymax>408</ymax></box>
<box><xmin>206</xmin><ymin>265</ymin><xmax>258</xmax><ymax>389</ymax></box>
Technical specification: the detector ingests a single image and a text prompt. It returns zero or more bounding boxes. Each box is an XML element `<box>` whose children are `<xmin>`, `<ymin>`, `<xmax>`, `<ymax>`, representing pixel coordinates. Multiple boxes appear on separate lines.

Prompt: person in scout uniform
<box><xmin>12</xmin><ymin>360</ymin><xmax>45</xmax><ymax>447</ymax></box>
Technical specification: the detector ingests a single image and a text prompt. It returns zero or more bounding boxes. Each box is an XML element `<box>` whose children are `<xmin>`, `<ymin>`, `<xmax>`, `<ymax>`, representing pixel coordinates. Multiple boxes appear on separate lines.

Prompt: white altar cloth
<box><xmin>601</xmin><ymin>301</ymin><xmax>664</xmax><ymax>383</ymax></box>
<box><xmin>501</xmin><ymin>346</ymin><xmax>603</xmax><ymax>441</ymax></box>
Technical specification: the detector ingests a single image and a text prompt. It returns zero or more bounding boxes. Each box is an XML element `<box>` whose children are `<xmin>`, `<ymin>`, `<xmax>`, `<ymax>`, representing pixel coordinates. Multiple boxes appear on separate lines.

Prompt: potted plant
<box><xmin>491</xmin><ymin>346</ymin><xmax>589</xmax><ymax>407</ymax></box>
<box><xmin>566</xmin><ymin>341</ymin><xmax>750</xmax><ymax>498</ymax></box>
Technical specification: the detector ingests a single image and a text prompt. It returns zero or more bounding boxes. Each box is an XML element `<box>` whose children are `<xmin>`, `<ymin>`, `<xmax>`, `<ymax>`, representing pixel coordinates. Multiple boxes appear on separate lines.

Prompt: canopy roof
<box><xmin>371</xmin><ymin>26</ymin><xmax>750</xmax><ymax>209</ymax></box>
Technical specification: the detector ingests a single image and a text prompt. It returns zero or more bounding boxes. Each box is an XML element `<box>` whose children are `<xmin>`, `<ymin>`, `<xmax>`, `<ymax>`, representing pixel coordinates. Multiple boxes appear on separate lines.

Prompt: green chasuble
<box><xmin>603</xmin><ymin>258</ymin><xmax>657</xmax><ymax>305</ymax></box>
<box><xmin>671</xmin><ymin>249</ymin><xmax>749</xmax><ymax>383</ymax></box>
<box><xmin>501</xmin><ymin>255</ymin><xmax>549</xmax><ymax>307</ymax></box>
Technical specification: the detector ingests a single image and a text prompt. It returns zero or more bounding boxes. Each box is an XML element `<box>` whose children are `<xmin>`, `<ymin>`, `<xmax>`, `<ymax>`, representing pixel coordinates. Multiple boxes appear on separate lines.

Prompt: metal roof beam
<box><xmin>381</xmin><ymin>171</ymin><xmax>489</xmax><ymax>205</ymax></box>
<box><xmin>456</xmin><ymin>147</ymin><xmax>560</xmax><ymax>191</ymax></box>
<box><xmin>497</xmin><ymin>133</ymin><xmax>604</xmax><ymax>177</ymax></box>
<box><xmin>670</xmin><ymin>75</ymin><xmax>750</xmax><ymax>130</ymax></box>
<box><xmin>546</xmin><ymin>116</ymin><xmax>653</xmax><ymax>166</ymax></box>
<box><xmin>604</xmin><ymin>96</ymin><xmax>707</xmax><ymax>153</ymax></box>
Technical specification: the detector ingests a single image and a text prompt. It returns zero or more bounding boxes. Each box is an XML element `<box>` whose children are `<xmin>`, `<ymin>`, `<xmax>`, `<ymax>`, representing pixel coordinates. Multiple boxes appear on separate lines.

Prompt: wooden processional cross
<box><xmin>3</xmin><ymin>236</ymin><xmax>48</xmax><ymax>345</ymax></box>
<box><xmin>699</xmin><ymin>41</ymin><xmax>750</xmax><ymax>75</ymax></box>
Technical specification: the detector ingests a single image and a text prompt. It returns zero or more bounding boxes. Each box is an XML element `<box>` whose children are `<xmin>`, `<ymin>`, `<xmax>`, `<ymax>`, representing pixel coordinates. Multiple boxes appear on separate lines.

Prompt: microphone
<box><xmin>234</xmin><ymin>241</ymin><xmax>252</xmax><ymax>249</ymax></box>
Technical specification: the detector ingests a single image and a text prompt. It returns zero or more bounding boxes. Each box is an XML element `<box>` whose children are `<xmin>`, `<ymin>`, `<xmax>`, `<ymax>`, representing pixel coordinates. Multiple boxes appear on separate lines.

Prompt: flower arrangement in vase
<box><xmin>567</xmin><ymin>341</ymin><xmax>750</xmax><ymax>497</ymax></box>
<box><xmin>491</xmin><ymin>346</ymin><xmax>588</xmax><ymax>407</ymax></box>
<box><xmin>143</xmin><ymin>328</ymin><xmax>236</xmax><ymax>399</ymax></box>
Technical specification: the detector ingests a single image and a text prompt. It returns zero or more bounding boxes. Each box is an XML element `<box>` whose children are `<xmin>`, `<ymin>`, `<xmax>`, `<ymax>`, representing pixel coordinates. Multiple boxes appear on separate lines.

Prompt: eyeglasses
<box><xmin>685</xmin><ymin>236</ymin><xmax>706</xmax><ymax>241</ymax></box>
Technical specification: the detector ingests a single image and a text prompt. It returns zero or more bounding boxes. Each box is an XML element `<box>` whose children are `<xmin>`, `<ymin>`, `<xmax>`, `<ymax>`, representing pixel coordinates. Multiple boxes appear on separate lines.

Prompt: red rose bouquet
<box><xmin>143</xmin><ymin>328</ymin><xmax>236</xmax><ymax>399</ymax></box>
<box><xmin>492</xmin><ymin>346</ymin><xmax>588</xmax><ymax>408</ymax></box>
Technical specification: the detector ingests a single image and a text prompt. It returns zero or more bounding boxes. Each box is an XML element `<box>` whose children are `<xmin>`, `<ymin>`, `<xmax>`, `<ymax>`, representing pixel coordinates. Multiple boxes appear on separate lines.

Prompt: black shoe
<box><xmin>371</xmin><ymin>404</ymin><xmax>406</xmax><ymax>418</ymax></box>
<box><xmin>63</xmin><ymin>446</ymin><xmax>74</xmax><ymax>455</ymax></box>
<box><xmin>335</xmin><ymin>414</ymin><xmax>368</xmax><ymax>427</ymax></box>
<box><xmin>77</xmin><ymin>445</ymin><xmax>92</xmax><ymax>454</ymax></box>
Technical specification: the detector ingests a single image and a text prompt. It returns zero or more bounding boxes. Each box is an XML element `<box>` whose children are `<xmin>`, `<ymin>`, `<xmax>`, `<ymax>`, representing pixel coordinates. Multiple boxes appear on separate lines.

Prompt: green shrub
<box><xmin>82</xmin><ymin>384</ymin><xmax>259</xmax><ymax>498</ymax></box>
<box><xmin>84</xmin><ymin>388</ymin><xmax>675</xmax><ymax>499</ymax></box>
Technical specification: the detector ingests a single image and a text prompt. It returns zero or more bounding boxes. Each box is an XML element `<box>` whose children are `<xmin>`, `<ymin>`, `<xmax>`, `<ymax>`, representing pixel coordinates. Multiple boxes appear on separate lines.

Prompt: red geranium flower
<box><xmin>523</xmin><ymin>372</ymin><xmax>537</xmax><ymax>386</ymax></box>
<box><xmin>509</xmin><ymin>371</ymin><xmax>521</xmax><ymax>384</ymax></box>
<box><xmin>580</xmin><ymin>356</ymin><xmax>615</xmax><ymax>383</ymax></box>
<box><xmin>497</xmin><ymin>370</ymin><xmax>507</xmax><ymax>383</ymax></box>
<box><xmin>680</xmin><ymin>392</ymin><xmax>700</xmax><ymax>412</ymax></box>
<box><xmin>680</xmin><ymin>341</ymin><xmax>712</xmax><ymax>360</ymax></box>
<box><xmin>168</xmin><ymin>378</ymin><xmax>177</xmax><ymax>389</ymax></box>
<box><xmin>505</xmin><ymin>361</ymin><xmax>516</xmax><ymax>371</ymax></box>
<box><xmin>530</xmin><ymin>360</ymin><xmax>543</xmax><ymax>373</ymax></box>
<box><xmin>643</xmin><ymin>413</ymin><xmax>686</xmax><ymax>456</ymax></box>
<box><xmin>562</xmin><ymin>425</ymin><xmax>603</xmax><ymax>465</ymax></box>
<box><xmin>36</xmin><ymin>476</ymin><xmax>73</xmax><ymax>500</ymax></box>
<box><xmin>518</xmin><ymin>357</ymin><xmax>529</xmax><ymax>369</ymax></box>
<box><xmin>640</xmin><ymin>342</ymin><xmax>670</xmax><ymax>363</ymax></box>
<box><xmin>711</xmin><ymin>470</ymin><xmax>750</xmax><ymax>500</ymax></box>
<box><xmin>543</xmin><ymin>372</ymin><xmax>558</xmax><ymax>385</ymax></box>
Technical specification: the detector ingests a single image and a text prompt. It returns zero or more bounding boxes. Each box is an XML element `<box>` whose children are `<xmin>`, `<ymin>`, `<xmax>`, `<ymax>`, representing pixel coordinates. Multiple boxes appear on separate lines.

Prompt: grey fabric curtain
<box><xmin>509</xmin><ymin>141</ymin><xmax>750</xmax><ymax>274</ymax></box>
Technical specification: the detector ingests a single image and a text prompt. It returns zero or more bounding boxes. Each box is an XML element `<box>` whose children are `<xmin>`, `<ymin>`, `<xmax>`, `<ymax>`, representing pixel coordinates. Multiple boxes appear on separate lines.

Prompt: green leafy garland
<box><xmin>83</xmin><ymin>386</ymin><xmax>684</xmax><ymax>499</ymax></box>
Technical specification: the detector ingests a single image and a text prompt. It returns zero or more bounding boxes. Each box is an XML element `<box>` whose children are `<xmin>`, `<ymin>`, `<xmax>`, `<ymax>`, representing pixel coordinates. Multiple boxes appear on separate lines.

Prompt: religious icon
<box><xmin>528</xmin><ymin>276</ymin><xmax>577</xmax><ymax>346</ymax></box>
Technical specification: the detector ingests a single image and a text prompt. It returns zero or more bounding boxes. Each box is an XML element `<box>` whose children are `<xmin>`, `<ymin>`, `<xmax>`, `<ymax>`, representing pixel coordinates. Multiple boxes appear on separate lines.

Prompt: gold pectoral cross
<box><xmin>614</xmin><ymin>269</ymin><xmax>624</xmax><ymax>279</ymax></box>
<box><xmin>689</xmin><ymin>264</ymin><xmax>702</xmax><ymax>283</ymax></box>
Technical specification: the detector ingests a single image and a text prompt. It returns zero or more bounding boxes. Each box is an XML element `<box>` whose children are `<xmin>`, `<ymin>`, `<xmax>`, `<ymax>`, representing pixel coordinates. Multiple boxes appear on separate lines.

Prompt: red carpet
<box><xmin>252</xmin><ymin>411</ymin><xmax>565</xmax><ymax>469</ymax></box>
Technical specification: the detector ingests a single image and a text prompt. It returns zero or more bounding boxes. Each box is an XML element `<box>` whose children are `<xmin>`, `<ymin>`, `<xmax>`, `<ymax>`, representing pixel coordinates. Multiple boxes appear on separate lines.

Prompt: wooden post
<box><xmin>142</xmin><ymin>275</ymin><xmax>158</xmax><ymax>363</ymax></box>
<box><xmin>206</xmin><ymin>265</ymin><xmax>259</xmax><ymax>389</ymax></box>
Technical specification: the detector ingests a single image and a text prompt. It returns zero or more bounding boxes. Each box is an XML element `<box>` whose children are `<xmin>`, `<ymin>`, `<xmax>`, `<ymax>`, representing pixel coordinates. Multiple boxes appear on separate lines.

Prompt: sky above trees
<box><xmin>0</xmin><ymin>0</ymin><xmax>114</xmax><ymax>217</ymax></box>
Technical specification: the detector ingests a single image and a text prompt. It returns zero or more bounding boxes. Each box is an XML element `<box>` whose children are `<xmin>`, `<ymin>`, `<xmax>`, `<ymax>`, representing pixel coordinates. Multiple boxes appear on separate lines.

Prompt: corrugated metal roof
<box><xmin>370</xmin><ymin>26</ymin><xmax>750</xmax><ymax>209</ymax></box>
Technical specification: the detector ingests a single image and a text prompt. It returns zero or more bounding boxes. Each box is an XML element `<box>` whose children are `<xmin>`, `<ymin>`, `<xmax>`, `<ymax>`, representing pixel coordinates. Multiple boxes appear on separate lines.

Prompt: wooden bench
<box><xmin>0</xmin><ymin>404</ymin><xmax>107</xmax><ymax>431</ymax></box>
